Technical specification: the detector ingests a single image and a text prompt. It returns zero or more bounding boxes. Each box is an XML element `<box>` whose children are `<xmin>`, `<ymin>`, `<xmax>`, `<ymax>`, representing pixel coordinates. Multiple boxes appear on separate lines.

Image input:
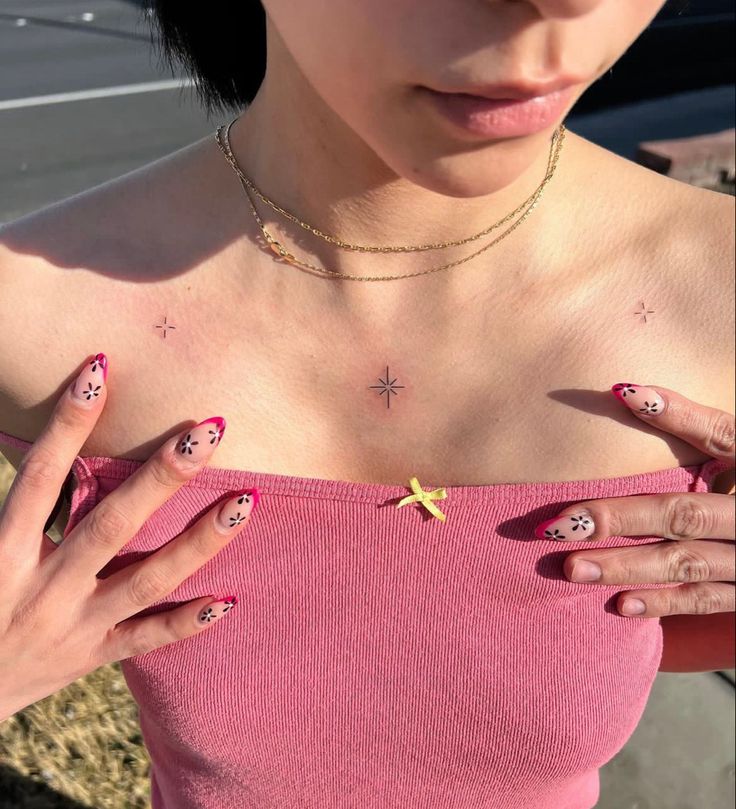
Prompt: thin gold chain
<box><xmin>214</xmin><ymin>118</ymin><xmax>566</xmax><ymax>282</ymax></box>
<box><xmin>216</xmin><ymin>116</ymin><xmax>564</xmax><ymax>254</ymax></box>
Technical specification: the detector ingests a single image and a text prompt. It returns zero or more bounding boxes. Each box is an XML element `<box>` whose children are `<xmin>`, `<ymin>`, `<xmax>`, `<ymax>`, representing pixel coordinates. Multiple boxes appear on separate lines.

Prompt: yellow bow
<box><xmin>396</xmin><ymin>476</ymin><xmax>448</xmax><ymax>522</ymax></box>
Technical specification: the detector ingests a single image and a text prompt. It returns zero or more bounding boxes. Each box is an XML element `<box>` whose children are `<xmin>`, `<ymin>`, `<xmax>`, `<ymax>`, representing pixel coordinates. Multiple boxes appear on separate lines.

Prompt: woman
<box><xmin>0</xmin><ymin>1</ymin><xmax>733</xmax><ymax>807</ymax></box>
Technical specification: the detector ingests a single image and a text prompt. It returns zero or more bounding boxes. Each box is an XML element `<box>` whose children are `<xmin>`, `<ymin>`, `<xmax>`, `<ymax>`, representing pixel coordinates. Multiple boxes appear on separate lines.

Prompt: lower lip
<box><xmin>420</xmin><ymin>85</ymin><xmax>576</xmax><ymax>138</ymax></box>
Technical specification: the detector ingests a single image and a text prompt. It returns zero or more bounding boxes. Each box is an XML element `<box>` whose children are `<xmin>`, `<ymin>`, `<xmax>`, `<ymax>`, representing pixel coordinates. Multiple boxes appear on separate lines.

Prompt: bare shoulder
<box><xmin>0</xmin><ymin>132</ymin><xmax>223</xmax><ymax>466</ymax></box>
<box><xmin>648</xmin><ymin>172</ymin><xmax>735</xmax><ymax>386</ymax></box>
<box><xmin>625</xmin><ymin>147</ymin><xmax>736</xmax><ymax>431</ymax></box>
<box><xmin>567</xmin><ymin>131</ymin><xmax>734</xmax><ymax>491</ymax></box>
<box><xmin>0</xmin><ymin>212</ymin><xmax>88</xmax><ymax>469</ymax></box>
<box><xmin>570</xmin><ymin>129</ymin><xmax>734</xmax><ymax>362</ymax></box>
<box><xmin>671</xmin><ymin>183</ymin><xmax>736</xmax><ymax>493</ymax></box>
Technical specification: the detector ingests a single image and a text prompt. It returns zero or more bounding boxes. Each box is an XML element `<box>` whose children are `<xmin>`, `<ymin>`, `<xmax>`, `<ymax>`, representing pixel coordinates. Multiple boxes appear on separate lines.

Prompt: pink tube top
<box><xmin>1</xmin><ymin>428</ymin><xmax>730</xmax><ymax>809</ymax></box>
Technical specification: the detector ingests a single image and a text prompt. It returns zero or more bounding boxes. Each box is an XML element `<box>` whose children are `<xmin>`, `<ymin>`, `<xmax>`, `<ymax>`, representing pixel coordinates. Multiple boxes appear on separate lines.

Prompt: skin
<box><xmin>0</xmin><ymin>0</ymin><xmax>734</xmax><ymax>713</ymax></box>
<box><xmin>233</xmin><ymin>0</ymin><xmax>664</xmax><ymax>263</ymax></box>
<box><xmin>538</xmin><ymin>384</ymin><xmax>735</xmax><ymax>671</ymax></box>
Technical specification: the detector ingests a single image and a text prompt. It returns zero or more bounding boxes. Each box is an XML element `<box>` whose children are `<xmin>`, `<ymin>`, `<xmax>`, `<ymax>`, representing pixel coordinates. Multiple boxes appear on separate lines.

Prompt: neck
<box><xmin>224</xmin><ymin>24</ymin><xmax>579</xmax><ymax>295</ymax></box>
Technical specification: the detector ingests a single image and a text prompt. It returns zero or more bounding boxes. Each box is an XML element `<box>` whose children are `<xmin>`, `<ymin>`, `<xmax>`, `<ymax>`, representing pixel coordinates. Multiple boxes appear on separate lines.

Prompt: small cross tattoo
<box><xmin>154</xmin><ymin>315</ymin><xmax>177</xmax><ymax>339</ymax></box>
<box><xmin>368</xmin><ymin>365</ymin><xmax>405</xmax><ymax>409</ymax></box>
<box><xmin>633</xmin><ymin>301</ymin><xmax>655</xmax><ymax>324</ymax></box>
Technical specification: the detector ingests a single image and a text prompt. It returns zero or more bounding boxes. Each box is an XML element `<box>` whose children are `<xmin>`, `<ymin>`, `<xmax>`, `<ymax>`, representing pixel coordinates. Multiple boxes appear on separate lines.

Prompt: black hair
<box><xmin>145</xmin><ymin>1</ymin><xmax>266</xmax><ymax>118</ymax></box>
<box><xmin>146</xmin><ymin>0</ymin><xmax>691</xmax><ymax>119</ymax></box>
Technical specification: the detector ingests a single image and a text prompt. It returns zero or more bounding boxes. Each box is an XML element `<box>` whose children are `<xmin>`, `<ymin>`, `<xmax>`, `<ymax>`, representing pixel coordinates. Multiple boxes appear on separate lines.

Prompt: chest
<box><xmin>115</xmin><ymin>482</ymin><xmax>669</xmax><ymax>806</ymax></box>
<box><xmin>77</xmin><ymin>253</ymin><xmax>716</xmax><ymax>489</ymax></box>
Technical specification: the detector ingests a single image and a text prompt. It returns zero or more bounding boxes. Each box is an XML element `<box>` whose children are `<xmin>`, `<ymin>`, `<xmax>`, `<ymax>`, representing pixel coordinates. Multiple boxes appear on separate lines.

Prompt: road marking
<box><xmin>0</xmin><ymin>78</ymin><xmax>198</xmax><ymax>111</ymax></box>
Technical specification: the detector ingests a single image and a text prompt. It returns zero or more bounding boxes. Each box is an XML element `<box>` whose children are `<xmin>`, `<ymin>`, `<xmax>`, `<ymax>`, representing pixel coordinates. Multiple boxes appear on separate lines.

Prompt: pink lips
<box><xmin>420</xmin><ymin>84</ymin><xmax>577</xmax><ymax>139</ymax></box>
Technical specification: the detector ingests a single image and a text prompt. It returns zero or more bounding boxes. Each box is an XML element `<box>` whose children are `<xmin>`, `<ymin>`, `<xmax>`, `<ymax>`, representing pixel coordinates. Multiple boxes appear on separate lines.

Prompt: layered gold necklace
<box><xmin>214</xmin><ymin>115</ymin><xmax>566</xmax><ymax>282</ymax></box>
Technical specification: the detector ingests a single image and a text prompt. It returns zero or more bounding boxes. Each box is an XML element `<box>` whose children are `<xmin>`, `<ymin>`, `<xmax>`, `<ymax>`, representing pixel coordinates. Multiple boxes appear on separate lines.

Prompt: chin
<box><xmin>391</xmin><ymin>133</ymin><xmax>553</xmax><ymax>199</ymax></box>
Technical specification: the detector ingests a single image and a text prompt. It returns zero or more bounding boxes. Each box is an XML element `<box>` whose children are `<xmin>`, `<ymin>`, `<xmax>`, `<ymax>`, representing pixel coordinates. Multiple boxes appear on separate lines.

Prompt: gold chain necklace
<box><xmin>214</xmin><ymin>116</ymin><xmax>566</xmax><ymax>282</ymax></box>
<box><xmin>215</xmin><ymin>116</ymin><xmax>565</xmax><ymax>254</ymax></box>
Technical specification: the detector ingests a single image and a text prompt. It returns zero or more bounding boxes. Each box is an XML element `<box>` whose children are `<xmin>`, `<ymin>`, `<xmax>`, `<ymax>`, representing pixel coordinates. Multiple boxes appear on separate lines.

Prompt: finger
<box><xmin>614</xmin><ymin>582</ymin><xmax>736</xmax><ymax>618</ymax></box>
<box><xmin>0</xmin><ymin>353</ymin><xmax>108</xmax><ymax>555</ymax></box>
<box><xmin>95</xmin><ymin>488</ymin><xmax>258</xmax><ymax>621</ymax></box>
<box><xmin>535</xmin><ymin>492</ymin><xmax>735</xmax><ymax>543</ymax></box>
<box><xmin>611</xmin><ymin>383</ymin><xmax>735</xmax><ymax>466</ymax></box>
<box><xmin>50</xmin><ymin>415</ymin><xmax>228</xmax><ymax>580</ymax></box>
<box><xmin>99</xmin><ymin>593</ymin><xmax>240</xmax><ymax>663</ymax></box>
<box><xmin>564</xmin><ymin>539</ymin><xmax>736</xmax><ymax>585</ymax></box>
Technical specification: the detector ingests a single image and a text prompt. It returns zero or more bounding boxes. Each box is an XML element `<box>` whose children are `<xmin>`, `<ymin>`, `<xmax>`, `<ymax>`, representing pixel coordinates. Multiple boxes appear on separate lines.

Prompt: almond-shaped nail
<box><xmin>71</xmin><ymin>352</ymin><xmax>108</xmax><ymax>406</ymax></box>
<box><xmin>214</xmin><ymin>488</ymin><xmax>260</xmax><ymax>534</ymax></box>
<box><xmin>197</xmin><ymin>595</ymin><xmax>238</xmax><ymax>623</ymax></box>
<box><xmin>535</xmin><ymin>510</ymin><xmax>596</xmax><ymax>541</ymax></box>
<box><xmin>176</xmin><ymin>416</ymin><xmax>226</xmax><ymax>465</ymax></box>
<box><xmin>611</xmin><ymin>383</ymin><xmax>665</xmax><ymax>416</ymax></box>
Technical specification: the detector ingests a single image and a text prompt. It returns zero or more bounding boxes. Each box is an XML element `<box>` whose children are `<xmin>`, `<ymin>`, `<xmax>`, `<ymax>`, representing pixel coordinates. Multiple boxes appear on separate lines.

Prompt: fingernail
<box><xmin>621</xmin><ymin>598</ymin><xmax>646</xmax><ymax>615</ymax></box>
<box><xmin>535</xmin><ymin>510</ymin><xmax>596</xmax><ymax>541</ymax></box>
<box><xmin>198</xmin><ymin>594</ymin><xmax>238</xmax><ymax>623</ymax></box>
<box><xmin>534</xmin><ymin>510</ymin><xmax>595</xmax><ymax>541</ymax></box>
<box><xmin>71</xmin><ymin>352</ymin><xmax>109</xmax><ymax>406</ymax></box>
<box><xmin>175</xmin><ymin>416</ymin><xmax>226</xmax><ymax>465</ymax></box>
<box><xmin>214</xmin><ymin>488</ymin><xmax>260</xmax><ymax>534</ymax></box>
<box><xmin>611</xmin><ymin>383</ymin><xmax>665</xmax><ymax>417</ymax></box>
<box><xmin>570</xmin><ymin>559</ymin><xmax>602</xmax><ymax>582</ymax></box>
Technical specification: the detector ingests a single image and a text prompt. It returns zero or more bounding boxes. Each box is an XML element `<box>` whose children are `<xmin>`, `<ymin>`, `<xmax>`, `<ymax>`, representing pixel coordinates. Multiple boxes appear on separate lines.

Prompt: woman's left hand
<box><xmin>534</xmin><ymin>383</ymin><xmax>735</xmax><ymax>618</ymax></box>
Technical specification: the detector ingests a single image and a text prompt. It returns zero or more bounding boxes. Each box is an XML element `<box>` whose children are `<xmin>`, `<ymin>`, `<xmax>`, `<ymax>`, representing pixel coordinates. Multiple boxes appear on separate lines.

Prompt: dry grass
<box><xmin>0</xmin><ymin>455</ymin><xmax>151</xmax><ymax>809</ymax></box>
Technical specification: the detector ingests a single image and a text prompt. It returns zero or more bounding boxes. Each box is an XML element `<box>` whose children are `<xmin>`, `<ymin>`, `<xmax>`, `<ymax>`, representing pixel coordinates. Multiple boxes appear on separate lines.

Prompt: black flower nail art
<box><xmin>237</xmin><ymin>493</ymin><xmax>252</xmax><ymax>506</ymax></box>
<box><xmin>89</xmin><ymin>355</ymin><xmax>105</xmax><ymax>373</ymax></box>
<box><xmin>639</xmin><ymin>401</ymin><xmax>660</xmax><ymax>414</ymax></box>
<box><xmin>221</xmin><ymin>597</ymin><xmax>238</xmax><ymax>613</ymax></box>
<box><xmin>199</xmin><ymin>607</ymin><xmax>214</xmax><ymax>623</ymax></box>
<box><xmin>570</xmin><ymin>515</ymin><xmax>593</xmax><ymax>531</ymax></box>
<box><xmin>180</xmin><ymin>433</ymin><xmax>199</xmax><ymax>454</ymax></box>
<box><xmin>83</xmin><ymin>382</ymin><xmax>101</xmax><ymax>400</ymax></box>
<box><xmin>228</xmin><ymin>512</ymin><xmax>246</xmax><ymax>527</ymax></box>
<box><xmin>544</xmin><ymin>528</ymin><xmax>566</xmax><ymax>539</ymax></box>
<box><xmin>208</xmin><ymin>426</ymin><xmax>223</xmax><ymax>444</ymax></box>
<box><xmin>612</xmin><ymin>383</ymin><xmax>637</xmax><ymax>397</ymax></box>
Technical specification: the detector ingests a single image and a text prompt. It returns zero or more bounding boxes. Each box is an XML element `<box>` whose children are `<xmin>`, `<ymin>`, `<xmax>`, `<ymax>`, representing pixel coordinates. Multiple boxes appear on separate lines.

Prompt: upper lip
<box><xmin>427</xmin><ymin>75</ymin><xmax>585</xmax><ymax>101</ymax></box>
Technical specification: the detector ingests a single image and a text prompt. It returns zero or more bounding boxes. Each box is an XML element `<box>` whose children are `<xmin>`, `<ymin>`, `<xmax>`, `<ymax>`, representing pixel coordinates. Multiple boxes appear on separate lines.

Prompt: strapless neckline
<box><xmin>0</xmin><ymin>426</ymin><xmax>729</xmax><ymax>504</ymax></box>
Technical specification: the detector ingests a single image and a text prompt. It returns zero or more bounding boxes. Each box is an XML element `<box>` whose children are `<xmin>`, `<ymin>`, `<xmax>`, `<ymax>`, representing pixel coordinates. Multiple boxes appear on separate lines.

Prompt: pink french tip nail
<box><xmin>534</xmin><ymin>516</ymin><xmax>558</xmax><ymax>540</ymax></box>
<box><xmin>198</xmin><ymin>595</ymin><xmax>238</xmax><ymax>623</ymax></box>
<box><xmin>194</xmin><ymin>416</ymin><xmax>227</xmax><ymax>444</ymax></box>
<box><xmin>197</xmin><ymin>415</ymin><xmax>227</xmax><ymax>435</ymax></box>
<box><xmin>72</xmin><ymin>352</ymin><xmax>109</xmax><ymax>404</ymax></box>
<box><xmin>610</xmin><ymin>383</ymin><xmax>665</xmax><ymax>417</ymax></box>
<box><xmin>534</xmin><ymin>511</ymin><xmax>596</xmax><ymax>541</ymax></box>
<box><xmin>176</xmin><ymin>416</ymin><xmax>227</xmax><ymax>464</ymax></box>
<box><xmin>610</xmin><ymin>382</ymin><xmax>638</xmax><ymax>403</ymax></box>
<box><xmin>92</xmin><ymin>352</ymin><xmax>109</xmax><ymax>382</ymax></box>
<box><xmin>213</xmin><ymin>593</ymin><xmax>238</xmax><ymax>607</ymax></box>
<box><xmin>214</xmin><ymin>488</ymin><xmax>260</xmax><ymax>534</ymax></box>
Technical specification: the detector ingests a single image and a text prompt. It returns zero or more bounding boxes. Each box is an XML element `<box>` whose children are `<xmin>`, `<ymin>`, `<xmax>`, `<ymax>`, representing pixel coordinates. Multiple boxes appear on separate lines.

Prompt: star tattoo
<box><xmin>368</xmin><ymin>365</ymin><xmax>405</xmax><ymax>409</ymax></box>
<box><xmin>154</xmin><ymin>315</ymin><xmax>177</xmax><ymax>339</ymax></box>
<box><xmin>633</xmin><ymin>301</ymin><xmax>655</xmax><ymax>324</ymax></box>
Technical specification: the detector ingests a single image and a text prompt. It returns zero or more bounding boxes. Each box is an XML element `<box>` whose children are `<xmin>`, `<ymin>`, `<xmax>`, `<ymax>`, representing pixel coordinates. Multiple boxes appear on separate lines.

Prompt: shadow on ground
<box><xmin>0</xmin><ymin>764</ymin><xmax>94</xmax><ymax>809</ymax></box>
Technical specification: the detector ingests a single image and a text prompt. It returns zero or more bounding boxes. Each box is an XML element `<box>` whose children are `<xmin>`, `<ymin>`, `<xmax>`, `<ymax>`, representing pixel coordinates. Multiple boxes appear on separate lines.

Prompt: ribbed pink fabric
<box><xmin>1</xmin><ymin>428</ymin><xmax>730</xmax><ymax>809</ymax></box>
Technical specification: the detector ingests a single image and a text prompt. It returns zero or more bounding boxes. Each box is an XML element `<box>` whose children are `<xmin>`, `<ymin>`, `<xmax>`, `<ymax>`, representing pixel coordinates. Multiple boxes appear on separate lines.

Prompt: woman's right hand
<box><xmin>0</xmin><ymin>353</ymin><xmax>259</xmax><ymax>722</ymax></box>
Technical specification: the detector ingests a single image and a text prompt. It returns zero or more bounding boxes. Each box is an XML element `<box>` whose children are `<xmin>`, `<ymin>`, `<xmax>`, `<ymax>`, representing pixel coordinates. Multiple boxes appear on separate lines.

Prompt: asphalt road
<box><xmin>0</xmin><ymin>0</ymin><xmax>213</xmax><ymax>222</ymax></box>
<box><xmin>0</xmin><ymin>2</ymin><xmax>734</xmax><ymax>807</ymax></box>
